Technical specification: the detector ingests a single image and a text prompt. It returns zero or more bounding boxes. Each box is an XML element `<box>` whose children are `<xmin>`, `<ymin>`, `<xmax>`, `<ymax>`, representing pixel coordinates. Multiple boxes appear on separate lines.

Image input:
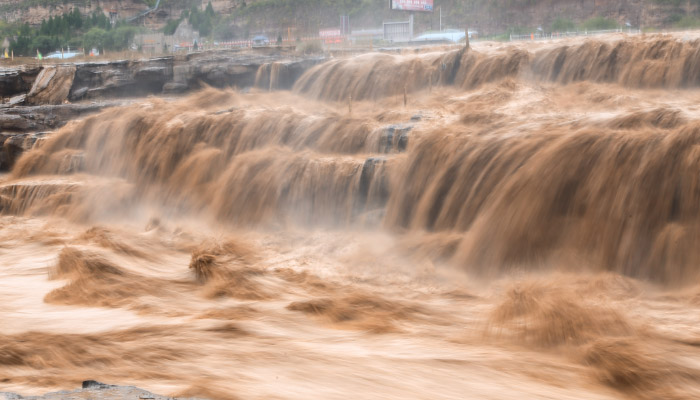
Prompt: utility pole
<box><xmin>465</xmin><ymin>24</ymin><xmax>470</xmax><ymax>49</ymax></box>
<box><xmin>439</xmin><ymin>6</ymin><xmax>442</xmax><ymax>32</ymax></box>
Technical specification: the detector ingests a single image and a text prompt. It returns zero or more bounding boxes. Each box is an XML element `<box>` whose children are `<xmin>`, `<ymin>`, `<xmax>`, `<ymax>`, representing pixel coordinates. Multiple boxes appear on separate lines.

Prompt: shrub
<box><xmin>296</xmin><ymin>40</ymin><xmax>322</xmax><ymax>54</ymax></box>
<box><xmin>163</xmin><ymin>19</ymin><xmax>181</xmax><ymax>35</ymax></box>
<box><xmin>674</xmin><ymin>16</ymin><xmax>700</xmax><ymax>29</ymax></box>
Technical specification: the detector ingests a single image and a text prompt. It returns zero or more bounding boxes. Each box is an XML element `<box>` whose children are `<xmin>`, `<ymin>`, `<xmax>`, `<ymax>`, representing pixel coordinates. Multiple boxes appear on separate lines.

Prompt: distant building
<box><xmin>134</xmin><ymin>32</ymin><xmax>168</xmax><ymax>54</ymax></box>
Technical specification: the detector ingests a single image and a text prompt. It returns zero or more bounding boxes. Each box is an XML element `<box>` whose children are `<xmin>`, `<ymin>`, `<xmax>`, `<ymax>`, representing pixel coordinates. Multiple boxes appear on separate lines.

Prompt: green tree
<box><xmin>163</xmin><ymin>18</ymin><xmax>181</xmax><ymax>35</ymax></box>
<box><xmin>188</xmin><ymin>4</ymin><xmax>214</xmax><ymax>37</ymax></box>
<box><xmin>107</xmin><ymin>25</ymin><xmax>137</xmax><ymax>50</ymax></box>
<box><xmin>69</xmin><ymin>8</ymin><xmax>83</xmax><ymax>30</ymax></box>
<box><xmin>83</xmin><ymin>27</ymin><xmax>107</xmax><ymax>51</ymax></box>
<box><xmin>205</xmin><ymin>1</ymin><xmax>215</xmax><ymax>17</ymax></box>
<box><xmin>30</xmin><ymin>35</ymin><xmax>56</xmax><ymax>54</ymax></box>
<box><xmin>10</xmin><ymin>23</ymin><xmax>33</xmax><ymax>55</ymax></box>
<box><xmin>212</xmin><ymin>20</ymin><xmax>237</xmax><ymax>40</ymax></box>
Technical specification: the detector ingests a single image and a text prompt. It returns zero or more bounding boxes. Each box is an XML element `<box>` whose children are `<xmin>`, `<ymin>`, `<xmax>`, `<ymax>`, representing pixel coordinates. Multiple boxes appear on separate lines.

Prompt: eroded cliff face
<box><xmin>0</xmin><ymin>0</ymin><xmax>151</xmax><ymax>25</ymax></box>
<box><xmin>1</xmin><ymin>49</ymin><xmax>323</xmax><ymax>101</ymax></box>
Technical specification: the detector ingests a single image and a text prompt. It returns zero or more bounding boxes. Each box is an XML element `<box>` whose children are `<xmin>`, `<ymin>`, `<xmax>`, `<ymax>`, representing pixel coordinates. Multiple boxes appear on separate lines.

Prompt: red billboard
<box><xmin>390</xmin><ymin>0</ymin><xmax>433</xmax><ymax>12</ymax></box>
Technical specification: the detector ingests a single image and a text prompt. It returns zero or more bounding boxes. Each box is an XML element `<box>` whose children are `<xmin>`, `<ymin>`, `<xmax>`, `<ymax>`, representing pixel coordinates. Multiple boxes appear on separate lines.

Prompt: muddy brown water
<box><xmin>3</xmin><ymin>35</ymin><xmax>700</xmax><ymax>399</ymax></box>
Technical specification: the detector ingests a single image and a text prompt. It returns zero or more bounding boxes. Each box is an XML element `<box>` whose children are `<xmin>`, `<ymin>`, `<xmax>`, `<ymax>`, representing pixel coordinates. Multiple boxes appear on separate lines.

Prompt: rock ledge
<box><xmin>1</xmin><ymin>380</ymin><xmax>206</xmax><ymax>400</ymax></box>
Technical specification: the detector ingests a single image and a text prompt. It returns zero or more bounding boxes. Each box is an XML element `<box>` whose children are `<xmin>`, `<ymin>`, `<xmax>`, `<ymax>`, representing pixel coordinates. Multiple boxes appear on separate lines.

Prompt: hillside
<box><xmin>1</xmin><ymin>0</ymin><xmax>700</xmax><ymax>37</ymax></box>
<box><xmin>231</xmin><ymin>0</ymin><xmax>700</xmax><ymax>35</ymax></box>
<box><xmin>0</xmin><ymin>0</ymin><xmax>148</xmax><ymax>24</ymax></box>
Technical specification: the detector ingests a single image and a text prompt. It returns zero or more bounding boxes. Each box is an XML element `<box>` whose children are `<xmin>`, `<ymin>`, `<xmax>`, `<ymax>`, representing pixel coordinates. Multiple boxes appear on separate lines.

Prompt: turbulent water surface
<box><xmin>3</xmin><ymin>35</ymin><xmax>700</xmax><ymax>399</ymax></box>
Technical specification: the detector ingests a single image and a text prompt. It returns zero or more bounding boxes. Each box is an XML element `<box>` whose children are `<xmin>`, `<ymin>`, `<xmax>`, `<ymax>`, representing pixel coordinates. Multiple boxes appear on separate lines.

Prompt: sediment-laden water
<box><xmin>3</xmin><ymin>35</ymin><xmax>700</xmax><ymax>399</ymax></box>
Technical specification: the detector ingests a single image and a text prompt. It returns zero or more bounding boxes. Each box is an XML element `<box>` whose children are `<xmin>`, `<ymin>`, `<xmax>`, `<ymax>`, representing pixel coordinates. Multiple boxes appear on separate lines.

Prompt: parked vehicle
<box><xmin>252</xmin><ymin>35</ymin><xmax>270</xmax><ymax>47</ymax></box>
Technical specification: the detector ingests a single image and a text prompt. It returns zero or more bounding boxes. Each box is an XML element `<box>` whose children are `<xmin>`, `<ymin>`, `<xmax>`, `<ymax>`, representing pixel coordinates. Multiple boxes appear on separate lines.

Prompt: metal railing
<box><xmin>509</xmin><ymin>28</ymin><xmax>641</xmax><ymax>41</ymax></box>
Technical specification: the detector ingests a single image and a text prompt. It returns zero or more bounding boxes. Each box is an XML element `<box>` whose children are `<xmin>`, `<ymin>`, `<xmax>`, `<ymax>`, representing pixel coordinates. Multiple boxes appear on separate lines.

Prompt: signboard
<box><xmin>319</xmin><ymin>29</ymin><xmax>342</xmax><ymax>44</ymax></box>
<box><xmin>319</xmin><ymin>29</ymin><xmax>341</xmax><ymax>37</ymax></box>
<box><xmin>384</xmin><ymin>15</ymin><xmax>413</xmax><ymax>42</ymax></box>
<box><xmin>390</xmin><ymin>0</ymin><xmax>433</xmax><ymax>12</ymax></box>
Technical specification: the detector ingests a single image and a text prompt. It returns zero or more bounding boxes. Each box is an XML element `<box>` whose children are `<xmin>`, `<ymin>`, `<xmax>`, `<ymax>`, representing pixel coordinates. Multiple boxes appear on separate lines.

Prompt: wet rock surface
<box><xmin>1</xmin><ymin>380</ymin><xmax>205</xmax><ymax>399</ymax></box>
<box><xmin>1</xmin><ymin>49</ymin><xmax>324</xmax><ymax>103</ymax></box>
<box><xmin>0</xmin><ymin>101</ymin><xmax>127</xmax><ymax>132</ymax></box>
<box><xmin>69</xmin><ymin>57</ymin><xmax>174</xmax><ymax>100</ymax></box>
<box><xmin>379</xmin><ymin>124</ymin><xmax>412</xmax><ymax>153</ymax></box>
<box><xmin>26</xmin><ymin>66</ymin><xmax>76</xmax><ymax>105</ymax></box>
<box><xmin>0</xmin><ymin>131</ymin><xmax>45</xmax><ymax>171</ymax></box>
<box><xmin>0</xmin><ymin>67</ymin><xmax>41</xmax><ymax>98</ymax></box>
<box><xmin>0</xmin><ymin>100</ymin><xmax>129</xmax><ymax>170</ymax></box>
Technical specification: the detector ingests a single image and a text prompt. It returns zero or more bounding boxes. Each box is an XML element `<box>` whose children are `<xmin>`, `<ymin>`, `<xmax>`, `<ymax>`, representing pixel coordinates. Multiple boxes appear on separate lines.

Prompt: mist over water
<box><xmin>3</xmin><ymin>35</ymin><xmax>700</xmax><ymax>399</ymax></box>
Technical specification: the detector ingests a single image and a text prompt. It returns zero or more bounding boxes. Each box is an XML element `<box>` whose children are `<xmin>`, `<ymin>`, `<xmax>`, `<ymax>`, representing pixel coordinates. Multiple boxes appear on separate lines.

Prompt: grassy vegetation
<box><xmin>673</xmin><ymin>15</ymin><xmax>700</xmax><ymax>28</ymax></box>
<box><xmin>162</xmin><ymin>18</ymin><xmax>181</xmax><ymax>35</ymax></box>
<box><xmin>551</xmin><ymin>17</ymin><xmax>575</xmax><ymax>32</ymax></box>
<box><xmin>579</xmin><ymin>16</ymin><xmax>619</xmax><ymax>31</ymax></box>
<box><xmin>651</xmin><ymin>0</ymin><xmax>685</xmax><ymax>5</ymax></box>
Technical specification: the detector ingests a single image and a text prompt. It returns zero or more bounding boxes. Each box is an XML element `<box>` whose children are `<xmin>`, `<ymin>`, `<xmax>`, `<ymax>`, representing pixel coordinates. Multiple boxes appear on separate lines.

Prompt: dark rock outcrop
<box><xmin>0</xmin><ymin>101</ymin><xmax>128</xmax><ymax>171</ymax></box>
<box><xmin>254</xmin><ymin>59</ymin><xmax>324</xmax><ymax>90</ymax></box>
<box><xmin>169</xmin><ymin>50</ymin><xmax>323</xmax><ymax>92</ymax></box>
<box><xmin>1</xmin><ymin>380</ymin><xmax>205</xmax><ymax>399</ymax></box>
<box><xmin>357</xmin><ymin>156</ymin><xmax>390</xmax><ymax>215</ymax></box>
<box><xmin>1</xmin><ymin>50</ymin><xmax>324</xmax><ymax>103</ymax></box>
<box><xmin>70</xmin><ymin>57</ymin><xmax>173</xmax><ymax>100</ymax></box>
<box><xmin>379</xmin><ymin>124</ymin><xmax>412</xmax><ymax>153</ymax></box>
<box><xmin>0</xmin><ymin>131</ymin><xmax>45</xmax><ymax>171</ymax></box>
<box><xmin>0</xmin><ymin>67</ymin><xmax>41</xmax><ymax>98</ymax></box>
<box><xmin>0</xmin><ymin>101</ymin><xmax>127</xmax><ymax>132</ymax></box>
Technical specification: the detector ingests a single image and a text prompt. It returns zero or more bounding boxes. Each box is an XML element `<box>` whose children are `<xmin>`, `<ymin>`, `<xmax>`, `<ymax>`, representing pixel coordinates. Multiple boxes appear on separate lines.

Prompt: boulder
<box><xmin>26</xmin><ymin>65</ymin><xmax>76</xmax><ymax>105</ymax></box>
